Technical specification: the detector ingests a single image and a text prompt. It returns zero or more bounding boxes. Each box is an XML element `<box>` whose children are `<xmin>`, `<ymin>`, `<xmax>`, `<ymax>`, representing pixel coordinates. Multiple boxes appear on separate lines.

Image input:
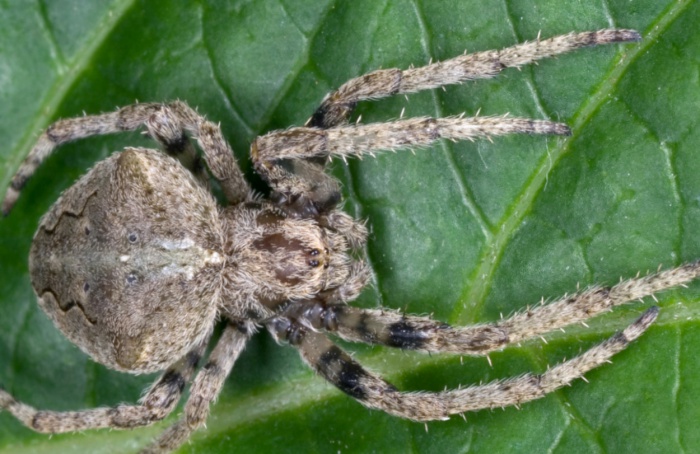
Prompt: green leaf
<box><xmin>1</xmin><ymin>0</ymin><xmax>699</xmax><ymax>453</ymax></box>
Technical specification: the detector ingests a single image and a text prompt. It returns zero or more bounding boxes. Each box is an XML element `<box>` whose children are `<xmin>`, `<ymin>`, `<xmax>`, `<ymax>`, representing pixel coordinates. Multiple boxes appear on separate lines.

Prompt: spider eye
<box><xmin>309</xmin><ymin>259</ymin><xmax>320</xmax><ymax>267</ymax></box>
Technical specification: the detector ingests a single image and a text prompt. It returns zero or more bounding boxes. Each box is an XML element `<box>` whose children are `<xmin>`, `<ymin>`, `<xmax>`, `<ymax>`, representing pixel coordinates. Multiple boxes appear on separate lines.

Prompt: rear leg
<box><xmin>0</xmin><ymin>340</ymin><xmax>205</xmax><ymax>433</ymax></box>
<box><xmin>3</xmin><ymin>101</ymin><xmax>249</xmax><ymax>215</ymax></box>
<box><xmin>267</xmin><ymin>308</ymin><xmax>657</xmax><ymax>420</ymax></box>
<box><xmin>141</xmin><ymin>321</ymin><xmax>255</xmax><ymax>454</ymax></box>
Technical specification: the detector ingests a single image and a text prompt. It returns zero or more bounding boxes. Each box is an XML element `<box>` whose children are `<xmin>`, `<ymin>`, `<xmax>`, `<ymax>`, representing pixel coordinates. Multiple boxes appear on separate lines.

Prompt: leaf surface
<box><xmin>0</xmin><ymin>1</ymin><xmax>699</xmax><ymax>453</ymax></box>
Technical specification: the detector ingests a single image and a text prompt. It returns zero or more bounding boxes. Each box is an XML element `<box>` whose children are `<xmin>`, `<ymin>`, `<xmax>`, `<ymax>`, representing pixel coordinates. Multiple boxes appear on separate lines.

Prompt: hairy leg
<box><xmin>141</xmin><ymin>321</ymin><xmax>255</xmax><ymax>454</ymax></box>
<box><xmin>253</xmin><ymin>115</ymin><xmax>570</xmax><ymax>210</ymax></box>
<box><xmin>259</xmin><ymin>29</ymin><xmax>639</xmax><ymax>218</ymax></box>
<box><xmin>308</xmin><ymin>29</ymin><xmax>640</xmax><ymax>128</ymax></box>
<box><xmin>3</xmin><ymin>101</ymin><xmax>248</xmax><ymax>215</ymax></box>
<box><xmin>269</xmin><ymin>308</ymin><xmax>656</xmax><ymax>420</ymax></box>
<box><xmin>0</xmin><ymin>341</ymin><xmax>205</xmax><ymax>433</ymax></box>
<box><xmin>299</xmin><ymin>262</ymin><xmax>700</xmax><ymax>354</ymax></box>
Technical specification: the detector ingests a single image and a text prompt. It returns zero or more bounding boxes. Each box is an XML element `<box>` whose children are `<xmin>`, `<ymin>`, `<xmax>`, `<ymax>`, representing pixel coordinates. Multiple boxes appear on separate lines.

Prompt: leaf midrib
<box><xmin>0</xmin><ymin>0</ymin><xmax>137</xmax><ymax>195</ymax></box>
<box><xmin>451</xmin><ymin>0</ymin><xmax>694</xmax><ymax>325</ymax></box>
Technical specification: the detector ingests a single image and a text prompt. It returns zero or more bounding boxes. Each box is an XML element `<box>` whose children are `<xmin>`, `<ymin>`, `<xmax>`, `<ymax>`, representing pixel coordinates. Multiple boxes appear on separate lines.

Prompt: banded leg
<box><xmin>253</xmin><ymin>116</ymin><xmax>570</xmax><ymax>213</ymax></box>
<box><xmin>308</xmin><ymin>29</ymin><xmax>641</xmax><ymax>128</ymax></box>
<box><xmin>309</xmin><ymin>261</ymin><xmax>700</xmax><ymax>354</ymax></box>
<box><xmin>3</xmin><ymin>101</ymin><xmax>248</xmax><ymax>215</ymax></box>
<box><xmin>271</xmin><ymin>308</ymin><xmax>657</xmax><ymax>421</ymax></box>
<box><xmin>141</xmin><ymin>321</ymin><xmax>255</xmax><ymax>454</ymax></box>
<box><xmin>0</xmin><ymin>340</ymin><xmax>205</xmax><ymax>433</ymax></box>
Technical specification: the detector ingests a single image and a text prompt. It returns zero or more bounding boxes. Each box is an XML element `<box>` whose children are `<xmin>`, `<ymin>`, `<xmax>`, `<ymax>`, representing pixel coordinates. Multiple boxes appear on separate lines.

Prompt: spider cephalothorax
<box><xmin>220</xmin><ymin>201</ymin><xmax>362</xmax><ymax>318</ymax></box>
<box><xmin>2</xmin><ymin>29</ymin><xmax>698</xmax><ymax>454</ymax></box>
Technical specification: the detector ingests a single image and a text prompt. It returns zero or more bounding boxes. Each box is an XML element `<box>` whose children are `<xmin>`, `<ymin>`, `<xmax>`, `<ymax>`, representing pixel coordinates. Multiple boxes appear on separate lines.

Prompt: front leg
<box><xmin>252</xmin><ymin>116</ymin><xmax>570</xmax><ymax>218</ymax></box>
<box><xmin>267</xmin><ymin>309</ymin><xmax>657</xmax><ymax>420</ymax></box>
<box><xmin>293</xmin><ymin>262</ymin><xmax>700</xmax><ymax>354</ymax></box>
<box><xmin>307</xmin><ymin>29</ymin><xmax>641</xmax><ymax>128</ymax></box>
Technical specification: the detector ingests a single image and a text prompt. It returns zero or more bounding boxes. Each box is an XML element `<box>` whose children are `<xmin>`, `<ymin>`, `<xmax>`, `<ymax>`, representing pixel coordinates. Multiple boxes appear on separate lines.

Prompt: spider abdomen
<box><xmin>29</xmin><ymin>148</ymin><xmax>224</xmax><ymax>373</ymax></box>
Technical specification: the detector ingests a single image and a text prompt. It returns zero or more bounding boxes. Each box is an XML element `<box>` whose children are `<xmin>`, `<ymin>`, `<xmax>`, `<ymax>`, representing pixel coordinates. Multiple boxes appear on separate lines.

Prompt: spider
<box><xmin>1</xmin><ymin>28</ymin><xmax>696</xmax><ymax>453</ymax></box>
